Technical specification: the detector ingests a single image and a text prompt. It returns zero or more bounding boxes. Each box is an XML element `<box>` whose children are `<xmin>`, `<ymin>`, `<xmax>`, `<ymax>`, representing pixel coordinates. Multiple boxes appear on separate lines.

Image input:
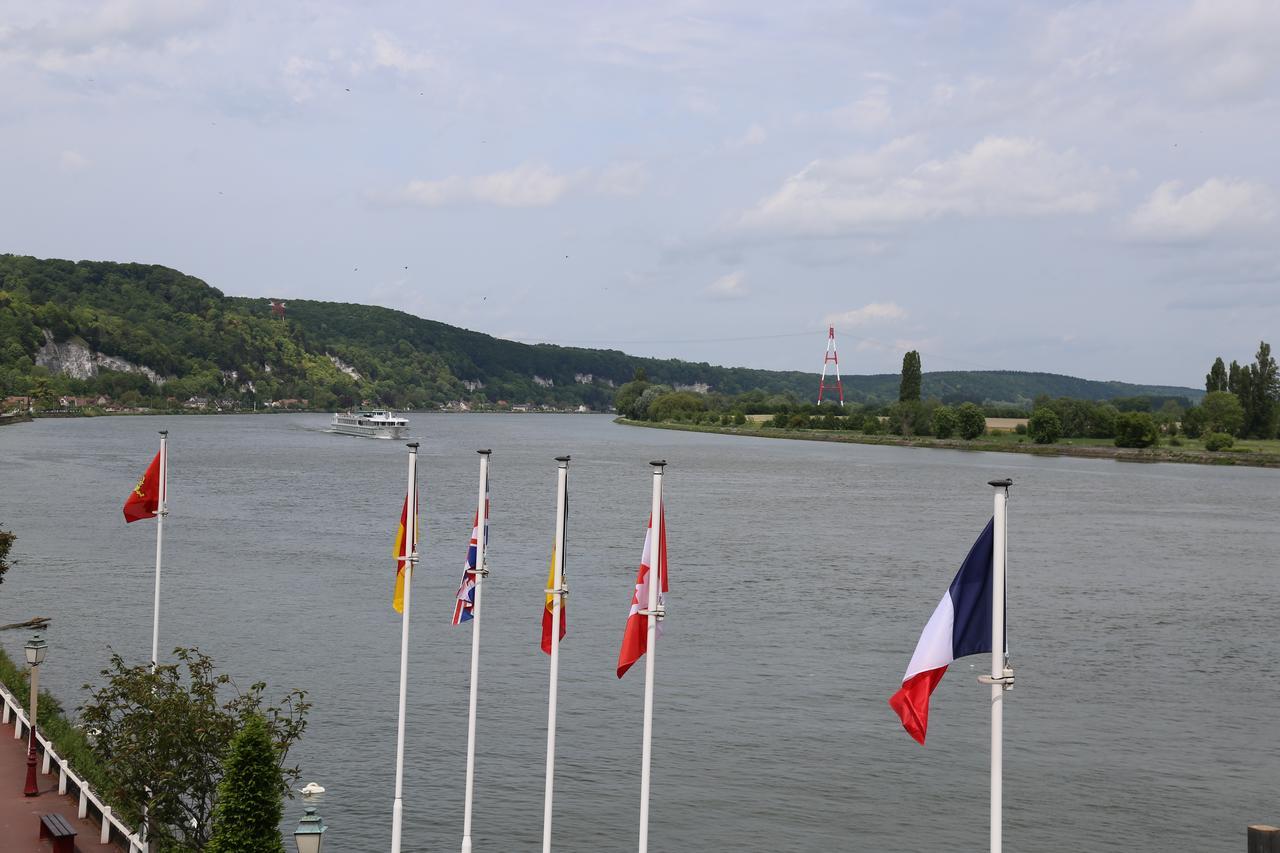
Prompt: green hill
<box><xmin>0</xmin><ymin>254</ymin><xmax>1200</xmax><ymax>410</ymax></box>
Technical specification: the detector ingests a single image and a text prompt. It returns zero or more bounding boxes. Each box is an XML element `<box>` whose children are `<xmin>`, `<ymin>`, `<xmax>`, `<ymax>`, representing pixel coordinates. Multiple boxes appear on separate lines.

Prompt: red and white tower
<box><xmin>817</xmin><ymin>326</ymin><xmax>844</xmax><ymax>406</ymax></box>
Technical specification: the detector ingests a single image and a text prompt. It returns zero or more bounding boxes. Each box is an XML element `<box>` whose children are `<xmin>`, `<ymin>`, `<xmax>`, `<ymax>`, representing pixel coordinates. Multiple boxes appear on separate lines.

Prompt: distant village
<box><xmin>2</xmin><ymin>394</ymin><xmax>604</xmax><ymax>417</ymax></box>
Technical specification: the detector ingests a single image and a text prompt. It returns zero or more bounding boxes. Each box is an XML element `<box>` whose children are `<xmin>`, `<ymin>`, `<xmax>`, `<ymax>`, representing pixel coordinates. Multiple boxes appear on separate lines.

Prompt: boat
<box><xmin>330</xmin><ymin>409</ymin><xmax>410</xmax><ymax>440</ymax></box>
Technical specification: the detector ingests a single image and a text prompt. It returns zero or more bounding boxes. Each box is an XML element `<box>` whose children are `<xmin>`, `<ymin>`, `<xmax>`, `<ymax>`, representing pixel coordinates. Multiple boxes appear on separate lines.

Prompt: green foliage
<box><xmin>647</xmin><ymin>391</ymin><xmax>707</xmax><ymax>421</ymax></box>
<box><xmin>1027</xmin><ymin>408</ymin><xmax>1062</xmax><ymax>444</ymax></box>
<box><xmin>1014</xmin><ymin>423</ymin><xmax>1027</xmax><ymax>435</ymax></box>
<box><xmin>733</xmin><ymin>411</ymin><xmax>746</xmax><ymax>426</ymax></box>
<box><xmin>613</xmin><ymin>380</ymin><xmax>649</xmax><ymax>419</ymax></box>
<box><xmin>1206</xmin><ymin>357</ymin><xmax>1228</xmax><ymax>393</ymax></box>
<box><xmin>1198</xmin><ymin>391</ymin><xmax>1245</xmax><ymax>436</ymax></box>
<box><xmin>79</xmin><ymin>648</ymin><xmax>310</xmax><ymax>851</ymax></box>
<box><xmin>899</xmin><ymin>351</ymin><xmax>922</xmax><ymax>402</ymax></box>
<box><xmin>956</xmin><ymin>402</ymin><xmax>986</xmax><ymax>440</ymax></box>
<box><xmin>207</xmin><ymin>716</ymin><xmax>286</xmax><ymax>853</ymax></box>
<box><xmin>932</xmin><ymin>405</ymin><xmax>958</xmax><ymax>439</ymax></box>
<box><xmin>862</xmin><ymin>414</ymin><xmax>883</xmax><ymax>434</ymax></box>
<box><xmin>771</xmin><ymin>412</ymin><xmax>789</xmax><ymax>429</ymax></box>
<box><xmin>0</xmin><ymin>524</ymin><xmax>12</xmax><ymax>584</ymax></box>
<box><xmin>1203</xmin><ymin>432</ymin><xmax>1235</xmax><ymax>451</ymax></box>
<box><xmin>1114</xmin><ymin>412</ymin><xmax>1159</xmax><ymax>448</ymax></box>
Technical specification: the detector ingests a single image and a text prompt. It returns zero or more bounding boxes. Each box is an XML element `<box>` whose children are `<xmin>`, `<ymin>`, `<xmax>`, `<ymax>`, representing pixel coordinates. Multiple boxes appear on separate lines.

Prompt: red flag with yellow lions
<box><xmin>122</xmin><ymin>451</ymin><xmax>162</xmax><ymax>523</ymax></box>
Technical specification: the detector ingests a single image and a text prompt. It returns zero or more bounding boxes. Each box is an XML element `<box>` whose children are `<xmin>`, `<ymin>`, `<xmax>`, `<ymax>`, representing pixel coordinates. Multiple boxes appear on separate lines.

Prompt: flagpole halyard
<box><xmin>986</xmin><ymin>478</ymin><xmax>1012</xmax><ymax>853</ymax></box>
<box><xmin>542</xmin><ymin>455</ymin><xmax>569</xmax><ymax>853</ymax></box>
<box><xmin>150</xmin><ymin>430</ymin><xmax>168</xmax><ymax>671</ymax></box>
<box><xmin>461</xmin><ymin>449</ymin><xmax>491</xmax><ymax>853</ymax></box>
<box><xmin>638</xmin><ymin>460</ymin><xmax>666</xmax><ymax>853</ymax></box>
<box><xmin>391</xmin><ymin>443</ymin><xmax>420</xmax><ymax>853</ymax></box>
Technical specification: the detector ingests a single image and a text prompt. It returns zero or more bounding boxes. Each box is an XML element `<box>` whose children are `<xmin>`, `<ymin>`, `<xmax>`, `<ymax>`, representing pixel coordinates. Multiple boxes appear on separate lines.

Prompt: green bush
<box><xmin>733</xmin><ymin>411</ymin><xmax>746</xmax><ymax>426</ymax></box>
<box><xmin>207</xmin><ymin>716</ymin><xmax>286</xmax><ymax>853</ymax></box>
<box><xmin>787</xmin><ymin>413</ymin><xmax>810</xmax><ymax>429</ymax></box>
<box><xmin>956</xmin><ymin>402</ymin><xmax>986</xmax><ymax>440</ymax></box>
<box><xmin>862</xmin><ymin>415</ymin><xmax>883</xmax><ymax>434</ymax></box>
<box><xmin>1014</xmin><ymin>423</ymin><xmax>1027</xmax><ymax>435</ymax></box>
<box><xmin>1027</xmin><ymin>408</ymin><xmax>1062</xmax><ymax>444</ymax></box>
<box><xmin>1203</xmin><ymin>432</ymin><xmax>1235</xmax><ymax>451</ymax></box>
<box><xmin>1114</xmin><ymin>412</ymin><xmax>1159</xmax><ymax>448</ymax></box>
<box><xmin>771</xmin><ymin>412</ymin><xmax>789</xmax><ymax>429</ymax></box>
<box><xmin>931</xmin><ymin>405</ymin><xmax>958</xmax><ymax>438</ymax></box>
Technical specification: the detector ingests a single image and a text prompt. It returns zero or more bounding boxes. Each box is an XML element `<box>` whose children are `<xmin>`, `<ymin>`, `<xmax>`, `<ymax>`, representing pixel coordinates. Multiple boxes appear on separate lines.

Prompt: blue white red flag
<box><xmin>452</xmin><ymin>473</ymin><xmax>490</xmax><ymax>625</ymax></box>
<box><xmin>889</xmin><ymin>519</ymin><xmax>995</xmax><ymax>744</ymax></box>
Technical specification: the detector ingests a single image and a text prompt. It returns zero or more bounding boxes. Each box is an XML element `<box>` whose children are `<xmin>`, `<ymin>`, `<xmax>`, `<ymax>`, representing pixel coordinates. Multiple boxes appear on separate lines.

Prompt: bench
<box><xmin>39</xmin><ymin>812</ymin><xmax>77</xmax><ymax>853</ymax></box>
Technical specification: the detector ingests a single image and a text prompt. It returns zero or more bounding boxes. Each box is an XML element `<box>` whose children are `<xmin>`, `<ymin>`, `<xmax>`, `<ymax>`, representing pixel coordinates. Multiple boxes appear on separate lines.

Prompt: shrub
<box><xmin>932</xmin><ymin>405</ymin><xmax>958</xmax><ymax>439</ymax></box>
<box><xmin>207</xmin><ymin>716</ymin><xmax>286</xmax><ymax>853</ymax></box>
<box><xmin>1014</xmin><ymin>423</ymin><xmax>1027</xmax><ymax>435</ymax></box>
<box><xmin>862</xmin><ymin>415</ymin><xmax>883</xmax><ymax>434</ymax></box>
<box><xmin>787</xmin><ymin>413</ymin><xmax>810</xmax><ymax>429</ymax></box>
<box><xmin>733</xmin><ymin>411</ymin><xmax>746</xmax><ymax>426</ymax></box>
<box><xmin>1114</xmin><ymin>412</ymin><xmax>1159</xmax><ymax>448</ymax></box>
<box><xmin>1027</xmin><ymin>408</ymin><xmax>1062</xmax><ymax>444</ymax></box>
<box><xmin>956</xmin><ymin>402</ymin><xmax>986</xmax><ymax>440</ymax></box>
<box><xmin>771</xmin><ymin>412</ymin><xmax>789</xmax><ymax>429</ymax></box>
<box><xmin>1203</xmin><ymin>432</ymin><xmax>1235</xmax><ymax>451</ymax></box>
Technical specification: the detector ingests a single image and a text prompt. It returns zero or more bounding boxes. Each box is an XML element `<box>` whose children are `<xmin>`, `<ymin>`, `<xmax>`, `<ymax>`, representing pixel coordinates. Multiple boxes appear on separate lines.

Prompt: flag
<box><xmin>122</xmin><ymin>451</ymin><xmax>162</xmax><ymax>523</ymax></box>
<box><xmin>452</xmin><ymin>476</ymin><xmax>490</xmax><ymax>625</ymax></box>
<box><xmin>889</xmin><ymin>519</ymin><xmax>995</xmax><ymax>745</ymax></box>
<box><xmin>393</xmin><ymin>492</ymin><xmax>419</xmax><ymax>614</ymax></box>
<box><xmin>616</xmin><ymin>507</ymin><xmax>668</xmax><ymax>678</ymax></box>
<box><xmin>540</xmin><ymin>545</ymin><xmax>566</xmax><ymax>654</ymax></box>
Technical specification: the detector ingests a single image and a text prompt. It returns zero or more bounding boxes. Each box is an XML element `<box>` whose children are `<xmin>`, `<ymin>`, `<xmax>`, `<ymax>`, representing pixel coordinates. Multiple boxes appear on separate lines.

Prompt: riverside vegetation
<box><xmin>615</xmin><ymin>345</ymin><xmax>1280</xmax><ymax>466</ymax></box>
<box><xmin>3</xmin><ymin>254</ymin><xmax>1199</xmax><ymax>415</ymax></box>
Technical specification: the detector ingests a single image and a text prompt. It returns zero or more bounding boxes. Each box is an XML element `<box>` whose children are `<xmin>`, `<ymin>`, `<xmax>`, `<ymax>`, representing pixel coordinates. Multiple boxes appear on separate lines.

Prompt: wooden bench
<box><xmin>39</xmin><ymin>812</ymin><xmax>77</xmax><ymax>853</ymax></box>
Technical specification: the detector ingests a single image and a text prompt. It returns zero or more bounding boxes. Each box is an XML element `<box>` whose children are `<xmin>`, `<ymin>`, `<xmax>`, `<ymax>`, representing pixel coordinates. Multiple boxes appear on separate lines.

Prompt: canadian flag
<box><xmin>616</xmin><ymin>508</ymin><xmax>668</xmax><ymax>678</ymax></box>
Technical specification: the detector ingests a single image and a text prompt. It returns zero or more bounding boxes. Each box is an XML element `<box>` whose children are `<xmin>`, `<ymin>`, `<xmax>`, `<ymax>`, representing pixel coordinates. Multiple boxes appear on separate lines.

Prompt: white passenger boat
<box><xmin>330</xmin><ymin>409</ymin><xmax>409</xmax><ymax>440</ymax></box>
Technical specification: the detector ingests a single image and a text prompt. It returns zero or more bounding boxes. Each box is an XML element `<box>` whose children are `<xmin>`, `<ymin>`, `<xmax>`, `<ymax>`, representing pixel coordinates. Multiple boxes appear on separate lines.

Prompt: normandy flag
<box><xmin>393</xmin><ymin>492</ymin><xmax>420</xmax><ymax>614</ymax></box>
<box><xmin>616</xmin><ymin>507</ymin><xmax>668</xmax><ymax>678</ymax></box>
<box><xmin>889</xmin><ymin>519</ymin><xmax>995</xmax><ymax>744</ymax></box>
<box><xmin>122</xmin><ymin>451</ymin><xmax>162</xmax><ymax>523</ymax></box>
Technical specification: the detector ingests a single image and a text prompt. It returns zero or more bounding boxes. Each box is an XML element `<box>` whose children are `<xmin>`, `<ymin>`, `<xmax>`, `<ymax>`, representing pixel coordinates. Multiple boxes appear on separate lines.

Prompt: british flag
<box><xmin>452</xmin><ymin>475</ymin><xmax>490</xmax><ymax>625</ymax></box>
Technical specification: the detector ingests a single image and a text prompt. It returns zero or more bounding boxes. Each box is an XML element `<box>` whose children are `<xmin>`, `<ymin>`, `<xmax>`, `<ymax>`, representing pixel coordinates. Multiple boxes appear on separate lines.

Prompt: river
<box><xmin>1</xmin><ymin>413</ymin><xmax>1277</xmax><ymax>852</ymax></box>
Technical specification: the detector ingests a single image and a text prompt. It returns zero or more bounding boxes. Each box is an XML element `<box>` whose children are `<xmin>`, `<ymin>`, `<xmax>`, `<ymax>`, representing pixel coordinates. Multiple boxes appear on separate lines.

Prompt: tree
<box><xmin>79</xmin><ymin>648</ymin><xmax>310</xmax><ymax>851</ymax></box>
<box><xmin>862</xmin><ymin>414</ymin><xmax>883</xmax><ymax>434</ymax></box>
<box><xmin>899</xmin><ymin>351</ymin><xmax>922</xmax><ymax>402</ymax></box>
<box><xmin>0</xmin><ymin>525</ymin><xmax>13</xmax><ymax>584</ymax></box>
<box><xmin>1203</xmin><ymin>432</ymin><xmax>1235</xmax><ymax>451</ymax></box>
<box><xmin>1027</xmin><ymin>408</ymin><xmax>1061</xmax><ymax>444</ymax></box>
<box><xmin>1199</xmin><ymin>391</ymin><xmax>1245</xmax><ymax>436</ymax></box>
<box><xmin>1114</xmin><ymin>412</ymin><xmax>1158</xmax><ymax>448</ymax></box>
<box><xmin>932</xmin><ymin>405</ymin><xmax>958</xmax><ymax>439</ymax></box>
<box><xmin>956</xmin><ymin>402</ymin><xmax>986</xmax><ymax>440</ymax></box>
<box><xmin>1246</xmin><ymin>341</ymin><xmax>1278</xmax><ymax>438</ymax></box>
<box><xmin>207</xmin><ymin>716</ymin><xmax>286</xmax><ymax>853</ymax></box>
<box><xmin>1205</xmin><ymin>357</ymin><xmax>1228</xmax><ymax>392</ymax></box>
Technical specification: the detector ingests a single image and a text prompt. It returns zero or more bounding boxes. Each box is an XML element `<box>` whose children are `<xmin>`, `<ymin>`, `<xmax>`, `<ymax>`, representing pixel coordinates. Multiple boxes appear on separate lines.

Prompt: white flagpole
<box><xmin>638</xmin><ymin>460</ymin><xmax>666</xmax><ymax>853</ymax></box>
<box><xmin>461</xmin><ymin>449</ymin><xmax>491</xmax><ymax>853</ymax></box>
<box><xmin>151</xmin><ymin>430</ymin><xmax>168</xmax><ymax>669</ymax></box>
<box><xmin>391</xmin><ymin>442</ymin><xmax>420</xmax><ymax>853</ymax></box>
<box><xmin>986</xmin><ymin>478</ymin><xmax>1013</xmax><ymax>853</ymax></box>
<box><xmin>542</xmin><ymin>455</ymin><xmax>569</xmax><ymax>853</ymax></box>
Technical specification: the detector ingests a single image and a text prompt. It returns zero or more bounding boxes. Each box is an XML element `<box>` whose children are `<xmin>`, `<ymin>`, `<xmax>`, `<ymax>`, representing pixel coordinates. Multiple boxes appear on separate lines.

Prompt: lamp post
<box><xmin>294</xmin><ymin>806</ymin><xmax>326</xmax><ymax>853</ymax></box>
<box><xmin>23</xmin><ymin>632</ymin><xmax>48</xmax><ymax>797</ymax></box>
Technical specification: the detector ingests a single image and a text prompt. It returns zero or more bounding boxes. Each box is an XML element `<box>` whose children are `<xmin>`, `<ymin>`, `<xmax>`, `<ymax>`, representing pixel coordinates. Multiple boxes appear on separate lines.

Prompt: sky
<box><xmin>1</xmin><ymin>1</ymin><xmax>1278</xmax><ymax>388</ymax></box>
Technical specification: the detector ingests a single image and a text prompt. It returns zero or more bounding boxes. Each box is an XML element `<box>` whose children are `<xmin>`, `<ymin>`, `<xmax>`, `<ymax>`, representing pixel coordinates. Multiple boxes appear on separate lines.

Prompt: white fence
<box><xmin>0</xmin><ymin>681</ymin><xmax>146</xmax><ymax>851</ymax></box>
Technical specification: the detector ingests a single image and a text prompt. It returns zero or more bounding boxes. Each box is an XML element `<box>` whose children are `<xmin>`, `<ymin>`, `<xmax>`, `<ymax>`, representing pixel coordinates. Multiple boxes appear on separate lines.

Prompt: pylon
<box><xmin>817</xmin><ymin>326</ymin><xmax>844</xmax><ymax>406</ymax></box>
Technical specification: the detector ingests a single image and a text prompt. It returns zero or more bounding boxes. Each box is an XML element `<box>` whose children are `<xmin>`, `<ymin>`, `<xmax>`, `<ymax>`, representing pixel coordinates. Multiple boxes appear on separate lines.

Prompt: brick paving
<box><xmin>0</xmin><ymin>714</ymin><xmax>118</xmax><ymax>851</ymax></box>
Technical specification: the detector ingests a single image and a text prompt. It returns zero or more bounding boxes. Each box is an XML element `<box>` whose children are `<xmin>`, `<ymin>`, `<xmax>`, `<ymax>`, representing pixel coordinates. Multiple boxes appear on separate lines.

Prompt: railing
<box><xmin>0</xmin><ymin>681</ymin><xmax>146</xmax><ymax>852</ymax></box>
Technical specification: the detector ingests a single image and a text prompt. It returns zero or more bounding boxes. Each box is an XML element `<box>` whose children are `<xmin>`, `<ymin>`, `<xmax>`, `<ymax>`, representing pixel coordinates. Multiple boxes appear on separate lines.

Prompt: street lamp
<box><xmin>23</xmin><ymin>632</ymin><xmax>48</xmax><ymax>797</ymax></box>
<box><xmin>294</xmin><ymin>806</ymin><xmax>326</xmax><ymax>853</ymax></box>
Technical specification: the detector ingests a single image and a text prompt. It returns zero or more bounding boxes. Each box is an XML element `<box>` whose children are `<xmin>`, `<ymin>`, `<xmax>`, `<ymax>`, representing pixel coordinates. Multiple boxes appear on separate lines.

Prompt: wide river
<box><xmin>1</xmin><ymin>414</ymin><xmax>1277</xmax><ymax>852</ymax></box>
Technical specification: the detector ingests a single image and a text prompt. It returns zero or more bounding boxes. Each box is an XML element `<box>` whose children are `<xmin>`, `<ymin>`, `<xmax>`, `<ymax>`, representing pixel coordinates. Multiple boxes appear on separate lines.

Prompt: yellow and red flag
<box><xmin>393</xmin><ymin>492</ymin><xmax>419</xmax><ymax>613</ymax></box>
<box><xmin>540</xmin><ymin>545</ymin><xmax>566</xmax><ymax>654</ymax></box>
<box><xmin>122</xmin><ymin>451</ymin><xmax>162</xmax><ymax>523</ymax></box>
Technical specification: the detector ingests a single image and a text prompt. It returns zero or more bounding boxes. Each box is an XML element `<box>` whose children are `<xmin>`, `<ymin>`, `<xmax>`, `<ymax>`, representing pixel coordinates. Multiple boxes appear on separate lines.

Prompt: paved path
<box><xmin>0</xmin><ymin>716</ymin><xmax>116</xmax><ymax>851</ymax></box>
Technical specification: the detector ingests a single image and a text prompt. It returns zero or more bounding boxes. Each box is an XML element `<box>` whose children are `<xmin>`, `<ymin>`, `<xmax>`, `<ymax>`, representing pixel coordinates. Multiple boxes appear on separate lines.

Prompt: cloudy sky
<box><xmin>2</xmin><ymin>1</ymin><xmax>1277</xmax><ymax>386</ymax></box>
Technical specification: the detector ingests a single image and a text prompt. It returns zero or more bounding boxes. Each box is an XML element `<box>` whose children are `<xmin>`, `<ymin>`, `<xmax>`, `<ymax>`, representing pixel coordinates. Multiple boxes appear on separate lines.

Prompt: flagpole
<box><xmin>987</xmin><ymin>478</ymin><xmax>1013</xmax><ymax>853</ymax></box>
<box><xmin>461</xmin><ymin>449</ymin><xmax>491</xmax><ymax>853</ymax></box>
<box><xmin>391</xmin><ymin>442</ymin><xmax>419</xmax><ymax>853</ymax></box>
<box><xmin>151</xmin><ymin>430</ymin><xmax>168</xmax><ymax>669</ymax></box>
<box><xmin>542</xmin><ymin>455</ymin><xmax>569</xmax><ymax>853</ymax></box>
<box><xmin>638</xmin><ymin>460</ymin><xmax>666</xmax><ymax>853</ymax></box>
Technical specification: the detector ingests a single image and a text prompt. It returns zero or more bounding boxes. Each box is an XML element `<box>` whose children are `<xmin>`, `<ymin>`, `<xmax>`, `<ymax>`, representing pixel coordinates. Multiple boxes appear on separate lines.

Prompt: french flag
<box><xmin>889</xmin><ymin>519</ymin><xmax>996</xmax><ymax>744</ymax></box>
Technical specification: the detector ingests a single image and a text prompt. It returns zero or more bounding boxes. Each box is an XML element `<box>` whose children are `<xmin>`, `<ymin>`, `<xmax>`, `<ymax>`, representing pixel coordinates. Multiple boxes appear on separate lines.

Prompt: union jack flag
<box><xmin>452</xmin><ymin>474</ymin><xmax>490</xmax><ymax>625</ymax></box>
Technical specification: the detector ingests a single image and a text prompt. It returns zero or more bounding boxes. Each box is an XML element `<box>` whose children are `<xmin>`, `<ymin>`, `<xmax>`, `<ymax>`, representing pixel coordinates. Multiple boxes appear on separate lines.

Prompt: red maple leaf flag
<box><xmin>617</xmin><ymin>507</ymin><xmax>668</xmax><ymax>678</ymax></box>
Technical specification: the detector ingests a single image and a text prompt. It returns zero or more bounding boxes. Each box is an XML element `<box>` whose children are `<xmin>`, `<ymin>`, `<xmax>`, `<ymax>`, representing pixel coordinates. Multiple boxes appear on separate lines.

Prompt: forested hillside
<box><xmin>0</xmin><ymin>255</ymin><xmax>1198</xmax><ymax>411</ymax></box>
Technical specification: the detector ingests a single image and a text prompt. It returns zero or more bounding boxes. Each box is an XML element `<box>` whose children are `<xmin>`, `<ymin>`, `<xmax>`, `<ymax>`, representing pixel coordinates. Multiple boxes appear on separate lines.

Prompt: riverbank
<box><xmin>615</xmin><ymin>418</ymin><xmax>1280</xmax><ymax>468</ymax></box>
<box><xmin>0</xmin><ymin>412</ymin><xmax>32</xmax><ymax>427</ymax></box>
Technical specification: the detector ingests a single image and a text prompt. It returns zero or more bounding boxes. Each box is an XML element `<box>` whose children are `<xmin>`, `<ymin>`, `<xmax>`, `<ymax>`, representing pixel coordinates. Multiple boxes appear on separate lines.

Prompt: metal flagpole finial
<box><xmin>555</xmin><ymin>455</ymin><xmax>570</xmax><ymax>464</ymax></box>
<box><xmin>477</xmin><ymin>448</ymin><xmax>492</xmax><ymax>455</ymax></box>
<box><xmin>158</xmin><ymin>430</ymin><xmax>168</xmax><ymax>437</ymax></box>
<box><xmin>649</xmin><ymin>459</ymin><xmax>667</xmax><ymax>469</ymax></box>
<box><xmin>988</xmin><ymin>478</ymin><xmax>1013</xmax><ymax>490</ymax></box>
<box><xmin>407</xmin><ymin>442</ymin><xmax>420</xmax><ymax>450</ymax></box>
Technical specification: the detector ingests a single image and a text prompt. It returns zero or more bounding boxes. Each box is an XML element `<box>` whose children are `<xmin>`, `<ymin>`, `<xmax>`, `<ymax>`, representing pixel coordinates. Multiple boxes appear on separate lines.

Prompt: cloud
<box><xmin>59</xmin><ymin>150</ymin><xmax>88</xmax><ymax>172</ymax></box>
<box><xmin>737</xmin><ymin>136</ymin><xmax>1119</xmax><ymax>238</ymax></box>
<box><xmin>728</xmin><ymin>122</ymin><xmax>767</xmax><ymax>148</ymax></box>
<box><xmin>1162</xmin><ymin>0</ymin><xmax>1280</xmax><ymax>100</ymax></box>
<box><xmin>706</xmin><ymin>270</ymin><xmax>747</xmax><ymax>299</ymax></box>
<box><xmin>825</xmin><ymin>89</ymin><xmax>892</xmax><ymax>132</ymax></box>
<box><xmin>1124</xmin><ymin>178</ymin><xmax>1278</xmax><ymax>242</ymax></box>
<box><xmin>382</xmin><ymin>161</ymin><xmax>644</xmax><ymax>208</ymax></box>
<box><xmin>824</xmin><ymin>302</ymin><xmax>906</xmax><ymax>328</ymax></box>
<box><xmin>369</xmin><ymin>31</ymin><xmax>436</xmax><ymax>74</ymax></box>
